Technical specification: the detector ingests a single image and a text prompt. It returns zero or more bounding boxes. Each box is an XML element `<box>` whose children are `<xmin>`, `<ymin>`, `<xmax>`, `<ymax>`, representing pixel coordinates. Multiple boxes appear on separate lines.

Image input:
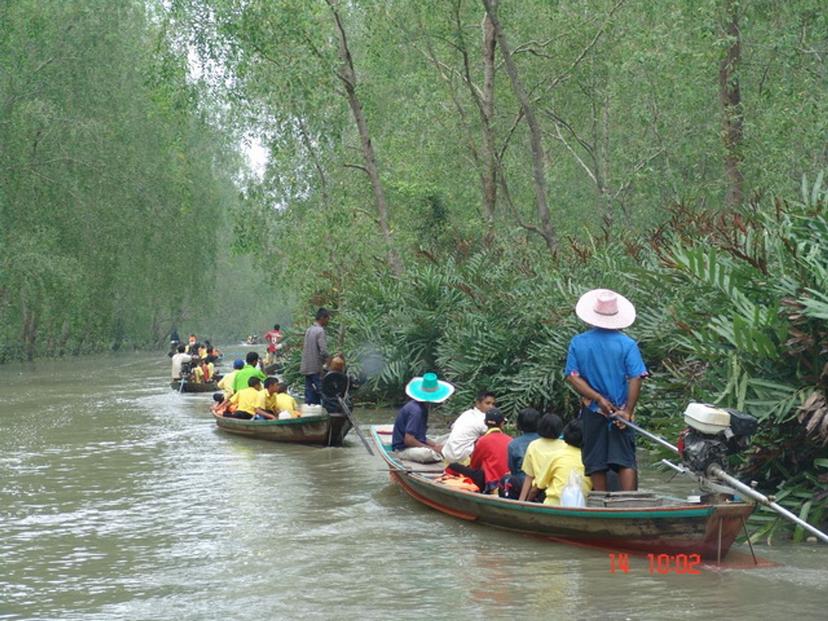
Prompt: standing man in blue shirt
<box><xmin>564</xmin><ymin>289</ymin><xmax>647</xmax><ymax>492</ymax></box>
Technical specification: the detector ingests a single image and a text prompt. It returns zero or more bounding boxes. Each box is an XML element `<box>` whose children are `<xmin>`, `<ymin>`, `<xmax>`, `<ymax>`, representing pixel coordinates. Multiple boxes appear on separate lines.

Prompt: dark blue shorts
<box><xmin>580</xmin><ymin>408</ymin><xmax>637</xmax><ymax>474</ymax></box>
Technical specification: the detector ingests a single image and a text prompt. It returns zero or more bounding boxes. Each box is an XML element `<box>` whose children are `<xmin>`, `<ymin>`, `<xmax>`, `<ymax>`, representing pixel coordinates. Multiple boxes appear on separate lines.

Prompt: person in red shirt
<box><xmin>447</xmin><ymin>408</ymin><xmax>512</xmax><ymax>493</ymax></box>
<box><xmin>263</xmin><ymin>324</ymin><xmax>284</xmax><ymax>365</ymax></box>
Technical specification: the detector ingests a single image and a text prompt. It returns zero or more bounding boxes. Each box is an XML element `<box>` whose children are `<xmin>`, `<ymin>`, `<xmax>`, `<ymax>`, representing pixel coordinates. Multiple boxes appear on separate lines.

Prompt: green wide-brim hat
<box><xmin>405</xmin><ymin>372</ymin><xmax>455</xmax><ymax>404</ymax></box>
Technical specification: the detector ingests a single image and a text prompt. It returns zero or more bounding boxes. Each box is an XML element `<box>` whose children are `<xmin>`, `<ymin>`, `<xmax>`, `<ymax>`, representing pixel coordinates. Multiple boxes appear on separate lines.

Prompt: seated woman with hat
<box><xmin>391</xmin><ymin>373</ymin><xmax>455</xmax><ymax>463</ymax></box>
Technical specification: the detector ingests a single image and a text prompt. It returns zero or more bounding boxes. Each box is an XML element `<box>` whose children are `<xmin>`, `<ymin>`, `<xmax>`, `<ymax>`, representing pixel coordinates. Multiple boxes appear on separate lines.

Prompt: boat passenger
<box><xmin>498</xmin><ymin>408</ymin><xmax>541</xmax><ymax>499</ymax></box>
<box><xmin>192</xmin><ymin>355</ymin><xmax>215</xmax><ymax>384</ymax></box>
<box><xmin>218</xmin><ymin>359</ymin><xmax>245</xmax><ymax>398</ymax></box>
<box><xmin>447</xmin><ymin>408</ymin><xmax>512</xmax><ymax>493</ymax></box>
<box><xmin>170</xmin><ymin>345</ymin><xmax>193</xmax><ymax>379</ymax></box>
<box><xmin>225</xmin><ymin>376</ymin><xmax>271</xmax><ymax>420</ymax></box>
<box><xmin>204</xmin><ymin>342</ymin><xmax>222</xmax><ymax>359</ymax></box>
<box><xmin>535</xmin><ymin>419</ymin><xmax>592</xmax><ymax>505</ymax></box>
<box><xmin>564</xmin><ymin>289</ymin><xmax>647</xmax><ymax>492</ymax></box>
<box><xmin>232</xmin><ymin>351</ymin><xmax>267</xmax><ymax>393</ymax></box>
<box><xmin>391</xmin><ymin>373</ymin><xmax>455</xmax><ymax>463</ymax></box>
<box><xmin>441</xmin><ymin>390</ymin><xmax>497</xmax><ymax>464</ymax></box>
<box><xmin>518</xmin><ymin>413</ymin><xmax>565</xmax><ymax>502</ymax></box>
<box><xmin>300</xmin><ymin>308</ymin><xmax>330</xmax><ymax>406</ymax></box>
<box><xmin>320</xmin><ymin>355</ymin><xmax>357</xmax><ymax>415</ymax></box>
<box><xmin>262</xmin><ymin>379</ymin><xmax>300</xmax><ymax>418</ymax></box>
<box><xmin>185</xmin><ymin>334</ymin><xmax>198</xmax><ymax>355</ymax></box>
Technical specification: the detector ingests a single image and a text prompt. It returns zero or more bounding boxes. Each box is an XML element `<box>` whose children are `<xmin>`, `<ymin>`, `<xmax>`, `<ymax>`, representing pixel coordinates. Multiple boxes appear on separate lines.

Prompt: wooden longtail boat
<box><xmin>170</xmin><ymin>380</ymin><xmax>219</xmax><ymax>393</ymax></box>
<box><xmin>212</xmin><ymin>410</ymin><xmax>352</xmax><ymax>447</ymax></box>
<box><xmin>371</xmin><ymin>425</ymin><xmax>756</xmax><ymax>560</ymax></box>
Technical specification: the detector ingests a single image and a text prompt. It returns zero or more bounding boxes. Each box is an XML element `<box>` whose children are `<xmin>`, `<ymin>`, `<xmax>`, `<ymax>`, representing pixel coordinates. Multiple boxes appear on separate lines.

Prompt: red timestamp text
<box><xmin>609</xmin><ymin>552</ymin><xmax>702</xmax><ymax>575</ymax></box>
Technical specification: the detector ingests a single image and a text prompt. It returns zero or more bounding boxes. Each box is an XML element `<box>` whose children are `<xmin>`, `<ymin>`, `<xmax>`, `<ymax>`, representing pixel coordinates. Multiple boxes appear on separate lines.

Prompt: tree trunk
<box><xmin>21</xmin><ymin>299</ymin><xmax>38</xmax><ymax>361</ymax></box>
<box><xmin>719</xmin><ymin>0</ymin><xmax>743</xmax><ymax>210</ymax></box>
<box><xmin>480</xmin><ymin>1</ymin><xmax>498</xmax><ymax>225</ymax></box>
<box><xmin>481</xmin><ymin>0</ymin><xmax>557</xmax><ymax>252</ymax></box>
<box><xmin>327</xmin><ymin>0</ymin><xmax>403</xmax><ymax>275</ymax></box>
<box><xmin>598</xmin><ymin>91</ymin><xmax>612</xmax><ymax>229</ymax></box>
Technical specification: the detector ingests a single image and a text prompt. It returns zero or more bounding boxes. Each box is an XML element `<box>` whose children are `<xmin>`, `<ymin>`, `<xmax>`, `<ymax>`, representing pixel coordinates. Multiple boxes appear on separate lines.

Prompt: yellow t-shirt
<box><xmin>521</xmin><ymin>438</ymin><xmax>565</xmax><ymax>479</ymax></box>
<box><xmin>218</xmin><ymin>371</ymin><xmax>237</xmax><ymax>396</ymax></box>
<box><xmin>535</xmin><ymin>444</ymin><xmax>592</xmax><ymax>505</ymax></box>
<box><xmin>273</xmin><ymin>392</ymin><xmax>298</xmax><ymax>415</ymax></box>
<box><xmin>229</xmin><ymin>387</ymin><xmax>265</xmax><ymax>414</ymax></box>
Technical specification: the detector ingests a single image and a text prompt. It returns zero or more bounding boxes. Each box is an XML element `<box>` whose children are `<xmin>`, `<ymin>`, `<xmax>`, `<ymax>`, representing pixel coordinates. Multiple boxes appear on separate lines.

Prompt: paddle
<box><xmin>337</xmin><ymin>394</ymin><xmax>373</xmax><ymax>455</ymax></box>
<box><xmin>610</xmin><ymin>413</ymin><xmax>828</xmax><ymax>544</ymax></box>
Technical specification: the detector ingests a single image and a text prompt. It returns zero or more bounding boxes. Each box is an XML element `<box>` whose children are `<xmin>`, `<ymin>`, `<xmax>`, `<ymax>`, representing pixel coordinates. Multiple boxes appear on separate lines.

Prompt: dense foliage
<box><xmin>2</xmin><ymin>0</ymin><xmax>825</xmax><ymax>540</ymax></box>
<box><xmin>173</xmin><ymin>0</ymin><xmax>826</xmax><ymax>539</ymax></box>
<box><xmin>0</xmin><ymin>0</ymin><xmax>260</xmax><ymax>359</ymax></box>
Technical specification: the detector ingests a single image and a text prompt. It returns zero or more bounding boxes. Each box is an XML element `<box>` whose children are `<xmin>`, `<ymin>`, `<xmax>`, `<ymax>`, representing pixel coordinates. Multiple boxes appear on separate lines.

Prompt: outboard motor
<box><xmin>179</xmin><ymin>360</ymin><xmax>193</xmax><ymax>377</ymax></box>
<box><xmin>677</xmin><ymin>403</ymin><xmax>758</xmax><ymax>476</ymax></box>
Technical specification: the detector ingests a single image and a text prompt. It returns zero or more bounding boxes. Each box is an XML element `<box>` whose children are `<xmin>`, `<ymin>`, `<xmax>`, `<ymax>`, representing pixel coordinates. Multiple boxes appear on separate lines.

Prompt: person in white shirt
<box><xmin>441</xmin><ymin>391</ymin><xmax>497</xmax><ymax>464</ymax></box>
<box><xmin>170</xmin><ymin>345</ymin><xmax>193</xmax><ymax>379</ymax></box>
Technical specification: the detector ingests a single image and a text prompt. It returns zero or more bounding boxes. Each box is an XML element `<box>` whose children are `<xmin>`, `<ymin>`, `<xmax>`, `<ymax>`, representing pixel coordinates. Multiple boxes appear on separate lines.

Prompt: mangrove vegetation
<box><xmin>2</xmin><ymin>0</ymin><xmax>826</xmax><ymax>539</ymax></box>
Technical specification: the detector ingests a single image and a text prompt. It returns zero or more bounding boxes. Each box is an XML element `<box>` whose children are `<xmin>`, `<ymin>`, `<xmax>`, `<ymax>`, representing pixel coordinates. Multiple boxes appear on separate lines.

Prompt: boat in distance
<box><xmin>170</xmin><ymin>380</ymin><xmax>218</xmax><ymax>393</ymax></box>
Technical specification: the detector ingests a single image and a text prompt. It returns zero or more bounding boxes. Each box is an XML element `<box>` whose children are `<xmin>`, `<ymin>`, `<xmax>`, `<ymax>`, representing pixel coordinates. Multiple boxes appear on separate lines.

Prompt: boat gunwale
<box><xmin>212</xmin><ymin>411</ymin><xmax>330</xmax><ymax>427</ymax></box>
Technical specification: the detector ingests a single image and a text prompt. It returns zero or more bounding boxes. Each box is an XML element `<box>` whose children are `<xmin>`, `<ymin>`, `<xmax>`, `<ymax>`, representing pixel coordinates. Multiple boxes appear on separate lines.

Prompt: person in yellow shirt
<box><xmin>217</xmin><ymin>359</ymin><xmax>245</xmax><ymax>398</ymax></box>
<box><xmin>262</xmin><ymin>380</ymin><xmax>300</xmax><ymax>418</ymax></box>
<box><xmin>192</xmin><ymin>356</ymin><xmax>216</xmax><ymax>383</ymax></box>
<box><xmin>225</xmin><ymin>377</ymin><xmax>273</xmax><ymax>420</ymax></box>
<box><xmin>518</xmin><ymin>413</ymin><xmax>565</xmax><ymax>502</ymax></box>
<box><xmin>535</xmin><ymin>419</ymin><xmax>592</xmax><ymax>505</ymax></box>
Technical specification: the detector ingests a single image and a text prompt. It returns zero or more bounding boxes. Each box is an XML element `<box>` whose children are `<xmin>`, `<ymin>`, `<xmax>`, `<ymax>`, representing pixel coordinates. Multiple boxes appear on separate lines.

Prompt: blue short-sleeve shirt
<box><xmin>507</xmin><ymin>432</ymin><xmax>540</xmax><ymax>486</ymax></box>
<box><xmin>391</xmin><ymin>400</ymin><xmax>429</xmax><ymax>450</ymax></box>
<box><xmin>564</xmin><ymin>328</ymin><xmax>647</xmax><ymax>411</ymax></box>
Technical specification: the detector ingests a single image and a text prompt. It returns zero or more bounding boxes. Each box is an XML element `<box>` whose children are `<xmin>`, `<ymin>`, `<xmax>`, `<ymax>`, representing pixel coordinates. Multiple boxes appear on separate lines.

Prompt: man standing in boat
<box><xmin>170</xmin><ymin>344</ymin><xmax>192</xmax><ymax>380</ymax></box>
<box><xmin>263</xmin><ymin>323</ymin><xmax>283</xmax><ymax>366</ymax></box>
<box><xmin>391</xmin><ymin>373</ymin><xmax>455</xmax><ymax>463</ymax></box>
<box><xmin>564</xmin><ymin>289</ymin><xmax>647</xmax><ymax>492</ymax></box>
<box><xmin>300</xmin><ymin>308</ymin><xmax>330</xmax><ymax>406</ymax></box>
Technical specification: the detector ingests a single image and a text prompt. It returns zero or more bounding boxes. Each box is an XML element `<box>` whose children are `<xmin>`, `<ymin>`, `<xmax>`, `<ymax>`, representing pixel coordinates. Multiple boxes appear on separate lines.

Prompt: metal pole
<box><xmin>609</xmin><ymin>415</ymin><xmax>679</xmax><ymax>454</ymax></box>
<box><xmin>709</xmin><ymin>465</ymin><xmax>828</xmax><ymax>545</ymax></box>
<box><xmin>338</xmin><ymin>395</ymin><xmax>374</xmax><ymax>455</ymax></box>
<box><xmin>741</xmin><ymin>516</ymin><xmax>758</xmax><ymax>565</ymax></box>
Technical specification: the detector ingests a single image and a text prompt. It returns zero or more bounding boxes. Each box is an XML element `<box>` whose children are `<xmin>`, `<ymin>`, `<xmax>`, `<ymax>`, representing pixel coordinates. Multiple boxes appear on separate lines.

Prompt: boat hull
<box><xmin>213</xmin><ymin>412</ymin><xmax>352</xmax><ymax>447</ymax></box>
<box><xmin>372</xmin><ymin>427</ymin><xmax>754</xmax><ymax>560</ymax></box>
<box><xmin>170</xmin><ymin>380</ymin><xmax>218</xmax><ymax>393</ymax></box>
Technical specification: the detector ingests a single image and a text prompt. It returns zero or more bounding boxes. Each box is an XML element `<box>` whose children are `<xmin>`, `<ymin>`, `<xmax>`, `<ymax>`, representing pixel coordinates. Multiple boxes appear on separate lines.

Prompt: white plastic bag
<box><xmin>560</xmin><ymin>470</ymin><xmax>586</xmax><ymax>507</ymax></box>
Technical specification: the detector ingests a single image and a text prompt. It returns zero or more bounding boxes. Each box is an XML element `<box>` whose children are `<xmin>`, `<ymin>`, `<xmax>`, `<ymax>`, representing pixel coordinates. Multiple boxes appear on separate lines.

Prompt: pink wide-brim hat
<box><xmin>575</xmin><ymin>289</ymin><xmax>636</xmax><ymax>330</ymax></box>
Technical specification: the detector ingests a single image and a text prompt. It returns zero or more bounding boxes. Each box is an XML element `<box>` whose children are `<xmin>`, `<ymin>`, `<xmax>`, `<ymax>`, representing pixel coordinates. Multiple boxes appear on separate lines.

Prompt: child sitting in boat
<box><xmin>498</xmin><ymin>408</ymin><xmax>541</xmax><ymax>499</ymax></box>
<box><xmin>223</xmin><ymin>377</ymin><xmax>274</xmax><ymax>420</ymax></box>
<box><xmin>217</xmin><ymin>359</ymin><xmax>245</xmax><ymax>399</ymax></box>
<box><xmin>518</xmin><ymin>413</ymin><xmax>565</xmax><ymax>502</ymax></box>
<box><xmin>441</xmin><ymin>390</ymin><xmax>497</xmax><ymax>465</ymax></box>
<box><xmin>446</xmin><ymin>408</ymin><xmax>512</xmax><ymax>493</ymax></box>
<box><xmin>534</xmin><ymin>419</ymin><xmax>592</xmax><ymax>505</ymax></box>
<box><xmin>262</xmin><ymin>379</ymin><xmax>300</xmax><ymax>418</ymax></box>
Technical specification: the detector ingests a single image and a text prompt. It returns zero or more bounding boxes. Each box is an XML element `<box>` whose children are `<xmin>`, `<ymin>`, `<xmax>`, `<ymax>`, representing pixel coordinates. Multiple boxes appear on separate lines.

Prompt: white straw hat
<box><xmin>575</xmin><ymin>289</ymin><xmax>636</xmax><ymax>330</ymax></box>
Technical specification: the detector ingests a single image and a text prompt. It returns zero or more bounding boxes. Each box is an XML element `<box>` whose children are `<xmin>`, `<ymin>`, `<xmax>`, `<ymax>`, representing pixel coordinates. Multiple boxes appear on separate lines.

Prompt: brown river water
<box><xmin>1</xmin><ymin>350</ymin><xmax>826</xmax><ymax>620</ymax></box>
